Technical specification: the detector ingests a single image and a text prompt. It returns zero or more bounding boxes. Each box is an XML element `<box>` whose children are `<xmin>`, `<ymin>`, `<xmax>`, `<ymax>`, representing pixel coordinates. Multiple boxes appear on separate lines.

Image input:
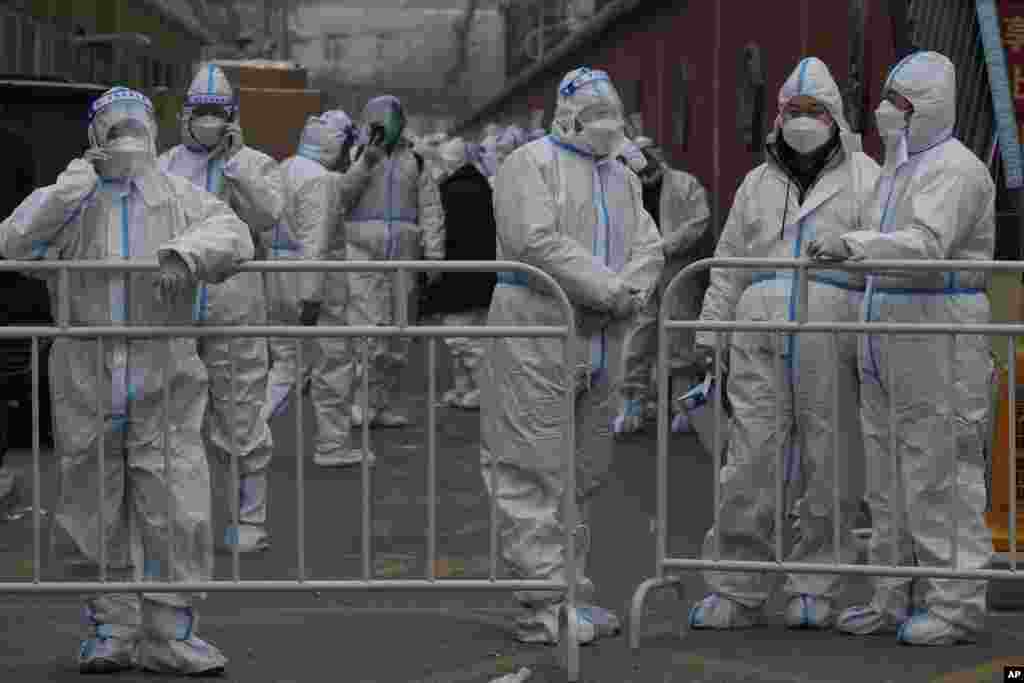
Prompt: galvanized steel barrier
<box><xmin>629</xmin><ymin>256</ymin><xmax>1024</xmax><ymax>650</ymax></box>
<box><xmin>0</xmin><ymin>259</ymin><xmax>586</xmax><ymax>681</ymax></box>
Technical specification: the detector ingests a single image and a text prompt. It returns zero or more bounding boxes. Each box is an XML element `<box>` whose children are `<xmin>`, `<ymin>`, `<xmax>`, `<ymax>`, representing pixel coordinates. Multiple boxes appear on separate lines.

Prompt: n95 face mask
<box><xmin>582</xmin><ymin>118</ymin><xmax>624</xmax><ymax>157</ymax></box>
<box><xmin>190</xmin><ymin>116</ymin><xmax>227</xmax><ymax>149</ymax></box>
<box><xmin>874</xmin><ymin>100</ymin><xmax>909</xmax><ymax>136</ymax></box>
<box><xmin>782</xmin><ymin>117</ymin><xmax>832</xmax><ymax>155</ymax></box>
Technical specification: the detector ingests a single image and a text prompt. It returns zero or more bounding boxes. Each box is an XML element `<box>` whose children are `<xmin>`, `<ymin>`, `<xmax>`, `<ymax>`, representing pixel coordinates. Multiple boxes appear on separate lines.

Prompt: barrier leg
<box><xmin>628</xmin><ymin>574</ymin><xmax>683</xmax><ymax>650</ymax></box>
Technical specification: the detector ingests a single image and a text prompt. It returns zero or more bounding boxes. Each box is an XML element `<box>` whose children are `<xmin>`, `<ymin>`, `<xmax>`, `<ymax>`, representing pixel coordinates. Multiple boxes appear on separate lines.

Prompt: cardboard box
<box><xmin>237</xmin><ymin>88</ymin><xmax>324</xmax><ymax>162</ymax></box>
<box><xmin>211</xmin><ymin>60</ymin><xmax>309</xmax><ymax>91</ymax></box>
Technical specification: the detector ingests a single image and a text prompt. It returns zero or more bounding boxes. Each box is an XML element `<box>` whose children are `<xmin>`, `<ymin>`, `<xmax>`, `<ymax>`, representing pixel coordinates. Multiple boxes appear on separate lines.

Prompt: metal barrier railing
<box><xmin>0</xmin><ymin>259</ymin><xmax>584</xmax><ymax>681</ymax></box>
<box><xmin>629</xmin><ymin>256</ymin><xmax>1024</xmax><ymax>650</ymax></box>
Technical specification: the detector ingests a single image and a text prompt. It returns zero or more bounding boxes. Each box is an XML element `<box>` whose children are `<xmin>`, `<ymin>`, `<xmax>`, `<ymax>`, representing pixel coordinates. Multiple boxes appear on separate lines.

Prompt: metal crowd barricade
<box><xmin>0</xmin><ymin>259</ymin><xmax>586</xmax><ymax>682</ymax></box>
<box><xmin>629</xmin><ymin>256</ymin><xmax>1024</xmax><ymax>650</ymax></box>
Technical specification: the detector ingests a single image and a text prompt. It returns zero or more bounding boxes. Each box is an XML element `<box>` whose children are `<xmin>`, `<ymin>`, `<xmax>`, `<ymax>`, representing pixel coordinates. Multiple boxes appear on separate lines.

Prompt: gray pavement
<box><xmin>1</xmin><ymin>337</ymin><xmax>1023</xmax><ymax>681</ymax></box>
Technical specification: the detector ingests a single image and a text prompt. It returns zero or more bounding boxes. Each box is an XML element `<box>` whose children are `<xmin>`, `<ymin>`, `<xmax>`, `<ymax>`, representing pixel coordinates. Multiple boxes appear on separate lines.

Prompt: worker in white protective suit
<box><xmin>0</xmin><ymin>86</ymin><xmax>254</xmax><ymax>675</ymax></box>
<box><xmin>480</xmin><ymin>66</ymin><xmax>664</xmax><ymax>645</ymax></box>
<box><xmin>262</xmin><ymin>111</ymin><xmax>370</xmax><ymax>422</ymax></box>
<box><xmin>613</xmin><ymin>135</ymin><xmax>711</xmax><ymax>434</ymax></box>
<box><xmin>806</xmin><ymin>51</ymin><xmax>996</xmax><ymax>646</ymax></box>
<box><xmin>158</xmin><ymin>64</ymin><xmax>283</xmax><ymax>555</ymax></box>
<box><xmin>345</xmin><ymin>95</ymin><xmax>445</xmax><ymax>430</ymax></box>
<box><xmin>688</xmin><ymin>58</ymin><xmax>880</xmax><ymax>630</ymax></box>
<box><xmin>303</xmin><ymin>111</ymin><xmax>387</xmax><ymax>467</ymax></box>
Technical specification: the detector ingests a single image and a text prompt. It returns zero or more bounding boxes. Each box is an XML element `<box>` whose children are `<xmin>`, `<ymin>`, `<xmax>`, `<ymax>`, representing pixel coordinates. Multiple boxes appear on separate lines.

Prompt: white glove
<box><xmin>214</xmin><ymin>123</ymin><xmax>245</xmax><ymax>161</ymax></box>
<box><xmin>154</xmin><ymin>252</ymin><xmax>194</xmax><ymax>305</ymax></box>
<box><xmin>609</xmin><ymin>284</ymin><xmax>644</xmax><ymax>320</ymax></box>
<box><xmin>805</xmin><ymin>233</ymin><xmax>851</xmax><ymax>262</ymax></box>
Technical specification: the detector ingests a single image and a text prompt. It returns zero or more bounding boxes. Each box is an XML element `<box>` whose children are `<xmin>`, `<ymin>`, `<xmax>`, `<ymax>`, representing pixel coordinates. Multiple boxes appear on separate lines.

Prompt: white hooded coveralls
<box><xmin>695</xmin><ymin>58</ymin><xmax>879</xmax><ymax>611</ymax></box>
<box><xmin>158</xmin><ymin>64</ymin><xmax>282</xmax><ymax>549</ymax></box>
<box><xmin>0</xmin><ymin>86</ymin><xmax>254</xmax><ymax>674</ymax></box>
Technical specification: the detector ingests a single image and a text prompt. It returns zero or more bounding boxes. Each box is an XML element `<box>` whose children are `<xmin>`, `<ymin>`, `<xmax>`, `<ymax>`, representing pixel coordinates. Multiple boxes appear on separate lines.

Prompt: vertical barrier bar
<box><xmin>59</xmin><ymin>267</ymin><xmax>70</xmax><ymax>329</ymax></box>
<box><xmin>563</xmin><ymin>290</ymin><xmax>579</xmax><ymax>683</ymax></box>
<box><xmin>426</xmin><ymin>337</ymin><xmax>437</xmax><ymax>581</ymax></box>
<box><xmin>362</xmin><ymin>340</ymin><xmax>371</xmax><ymax>582</ymax></box>
<box><xmin>774</xmin><ymin>331</ymin><xmax>785</xmax><ymax>564</ymax></box>
<box><xmin>230</xmin><ymin>341</ymin><xmax>240</xmax><ymax>583</ymax></box>
<box><xmin>1010</xmin><ymin>336</ymin><xmax>1018</xmax><ymax>571</ymax></box>
<box><xmin>711</xmin><ymin>331</ymin><xmax>724</xmax><ymax>561</ymax></box>
<box><xmin>655</xmin><ymin>291</ymin><xmax>669</xmax><ymax>577</ymax></box>
<box><xmin>948</xmin><ymin>333</ymin><xmax>959</xmax><ymax>570</ymax></box>
<box><xmin>296</xmin><ymin>339</ymin><xmax>306</xmax><ymax>582</ymax></box>
<box><xmin>31</xmin><ymin>337</ymin><xmax>40</xmax><ymax>582</ymax></box>
<box><xmin>832</xmin><ymin>331</ymin><xmax>841</xmax><ymax>565</ymax></box>
<box><xmin>163</xmin><ymin>339</ymin><xmax>173</xmax><ymax>585</ymax></box>
<box><xmin>96</xmin><ymin>337</ymin><xmax>106</xmax><ymax>583</ymax></box>
<box><xmin>887</xmin><ymin>332</ymin><xmax>899</xmax><ymax>567</ymax></box>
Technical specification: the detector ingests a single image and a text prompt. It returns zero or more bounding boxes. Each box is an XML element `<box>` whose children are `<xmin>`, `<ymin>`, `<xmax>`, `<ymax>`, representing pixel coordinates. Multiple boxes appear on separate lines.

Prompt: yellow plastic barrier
<box><xmin>985</xmin><ymin>350</ymin><xmax>1024</xmax><ymax>553</ymax></box>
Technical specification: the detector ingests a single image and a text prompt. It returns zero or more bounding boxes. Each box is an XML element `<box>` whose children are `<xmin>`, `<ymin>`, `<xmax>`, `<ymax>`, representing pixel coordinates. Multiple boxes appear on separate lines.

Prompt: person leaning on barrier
<box><xmin>0</xmin><ymin>86</ymin><xmax>255</xmax><ymax>675</ymax></box>
<box><xmin>344</xmin><ymin>95</ymin><xmax>446</xmax><ymax>430</ymax></box>
<box><xmin>480</xmin><ymin>66</ymin><xmax>663</xmax><ymax>645</ymax></box>
<box><xmin>158</xmin><ymin>63</ymin><xmax>282</xmax><ymax>556</ymax></box>
<box><xmin>418</xmin><ymin>137</ymin><xmax>497</xmax><ymax>410</ymax></box>
<box><xmin>305</xmin><ymin>110</ymin><xmax>388</xmax><ymax>468</ymax></box>
<box><xmin>612</xmin><ymin>134</ymin><xmax>711</xmax><ymax>435</ymax></box>
<box><xmin>688</xmin><ymin>57</ymin><xmax>880</xmax><ymax>631</ymax></box>
<box><xmin>807</xmin><ymin>51</ymin><xmax>996</xmax><ymax>647</ymax></box>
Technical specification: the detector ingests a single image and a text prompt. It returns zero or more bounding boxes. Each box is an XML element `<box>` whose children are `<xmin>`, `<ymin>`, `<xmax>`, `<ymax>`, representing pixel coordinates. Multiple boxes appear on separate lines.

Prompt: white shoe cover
<box><xmin>222</xmin><ymin>524</ymin><xmax>269</xmax><ymax>553</ymax></box>
<box><xmin>137</xmin><ymin>636</ymin><xmax>227</xmax><ymax>676</ymax></box>
<box><xmin>138</xmin><ymin>605</ymin><xmax>226</xmax><ymax>675</ymax></box>
<box><xmin>688</xmin><ymin>593</ymin><xmax>760</xmax><ymax>630</ymax></box>
<box><xmin>314</xmin><ymin>449</ymin><xmax>376</xmax><ymax>467</ymax></box>
<box><xmin>350</xmin><ymin>404</ymin><xmax>374</xmax><ymax>428</ymax></box>
<box><xmin>515</xmin><ymin>603</ymin><xmax>621</xmax><ymax>645</ymax></box>
<box><xmin>784</xmin><ymin>594</ymin><xmax>834</xmax><ymax>629</ymax></box>
<box><xmin>456</xmin><ymin>389</ymin><xmax>481</xmax><ymax>410</ymax></box>
<box><xmin>897</xmin><ymin>610</ymin><xmax>974</xmax><ymax>646</ymax></box>
<box><xmin>836</xmin><ymin>603</ymin><xmax>907</xmax><ymax>635</ymax></box>
<box><xmin>612</xmin><ymin>399</ymin><xmax>644</xmax><ymax>436</ymax></box>
<box><xmin>373</xmin><ymin>409</ymin><xmax>409</xmax><ymax>427</ymax></box>
<box><xmin>671</xmin><ymin>412</ymin><xmax>693</xmax><ymax>433</ymax></box>
<box><xmin>79</xmin><ymin>636</ymin><xmax>136</xmax><ymax>674</ymax></box>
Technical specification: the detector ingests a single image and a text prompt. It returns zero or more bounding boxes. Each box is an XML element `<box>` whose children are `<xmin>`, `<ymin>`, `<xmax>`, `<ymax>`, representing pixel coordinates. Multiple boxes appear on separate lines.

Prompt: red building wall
<box><xmin>491</xmin><ymin>0</ymin><xmax>900</xmax><ymax>231</ymax></box>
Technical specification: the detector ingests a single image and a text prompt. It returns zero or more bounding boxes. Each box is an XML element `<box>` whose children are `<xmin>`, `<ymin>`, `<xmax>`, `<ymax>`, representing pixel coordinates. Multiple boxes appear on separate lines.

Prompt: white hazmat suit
<box><xmin>480</xmin><ymin>67</ymin><xmax>663</xmax><ymax>644</ymax></box>
<box><xmin>825</xmin><ymin>51</ymin><xmax>995</xmax><ymax>646</ymax></box>
<box><xmin>688</xmin><ymin>58</ymin><xmax>880</xmax><ymax>630</ymax></box>
<box><xmin>0</xmin><ymin>87</ymin><xmax>253</xmax><ymax>675</ymax></box>
<box><xmin>346</xmin><ymin>95</ymin><xmax>445</xmax><ymax>428</ymax></box>
<box><xmin>615</xmin><ymin>138</ymin><xmax>711</xmax><ymax>433</ymax></box>
<box><xmin>302</xmin><ymin>112</ymin><xmax>382</xmax><ymax>466</ymax></box>
<box><xmin>158</xmin><ymin>64</ymin><xmax>283</xmax><ymax>554</ymax></box>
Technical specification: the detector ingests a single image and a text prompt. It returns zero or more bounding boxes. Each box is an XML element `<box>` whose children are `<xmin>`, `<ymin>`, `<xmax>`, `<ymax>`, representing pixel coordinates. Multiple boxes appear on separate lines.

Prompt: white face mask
<box><xmin>99</xmin><ymin>136</ymin><xmax>153</xmax><ymax>178</ymax></box>
<box><xmin>874</xmin><ymin>100</ymin><xmax>909</xmax><ymax>136</ymax></box>
<box><xmin>190</xmin><ymin>115</ymin><xmax>227</xmax><ymax>149</ymax></box>
<box><xmin>581</xmin><ymin>118</ymin><xmax>624</xmax><ymax>157</ymax></box>
<box><xmin>782</xmin><ymin>116</ymin><xmax>832</xmax><ymax>155</ymax></box>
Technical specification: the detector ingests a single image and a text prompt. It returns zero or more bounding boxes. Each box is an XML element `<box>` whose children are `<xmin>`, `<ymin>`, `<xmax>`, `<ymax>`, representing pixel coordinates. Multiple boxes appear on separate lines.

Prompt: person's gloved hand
<box><xmin>214</xmin><ymin>123</ymin><xmax>245</xmax><ymax>161</ymax></box>
<box><xmin>359</xmin><ymin>143</ymin><xmax>386</xmax><ymax>168</ymax></box>
<box><xmin>154</xmin><ymin>252</ymin><xmax>194</xmax><ymax>305</ymax></box>
<box><xmin>805</xmin><ymin>233</ymin><xmax>851</xmax><ymax>262</ymax></box>
<box><xmin>299</xmin><ymin>300</ymin><xmax>321</xmax><ymax>326</ymax></box>
<box><xmin>609</xmin><ymin>284</ymin><xmax>644</xmax><ymax>320</ymax></box>
<box><xmin>83</xmin><ymin>148</ymin><xmax>110</xmax><ymax>175</ymax></box>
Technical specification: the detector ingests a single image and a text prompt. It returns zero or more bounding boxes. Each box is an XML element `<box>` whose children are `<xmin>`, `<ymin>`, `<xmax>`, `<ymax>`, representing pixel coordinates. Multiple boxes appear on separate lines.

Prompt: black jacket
<box><xmin>419</xmin><ymin>164</ymin><xmax>497</xmax><ymax>316</ymax></box>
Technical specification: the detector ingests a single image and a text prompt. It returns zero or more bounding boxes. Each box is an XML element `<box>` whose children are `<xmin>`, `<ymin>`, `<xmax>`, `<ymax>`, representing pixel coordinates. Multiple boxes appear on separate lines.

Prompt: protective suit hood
<box><xmin>297</xmin><ymin>110</ymin><xmax>355</xmax><ymax>169</ymax></box>
<box><xmin>181</xmin><ymin>63</ymin><xmax>237</xmax><ymax>153</ymax></box>
<box><xmin>885</xmin><ymin>51</ymin><xmax>956</xmax><ymax>154</ymax></box>
<box><xmin>550</xmin><ymin>67</ymin><xmax>626</xmax><ymax>158</ymax></box>
<box><xmin>88</xmin><ymin>87</ymin><xmax>160</xmax><ymax>179</ymax></box>
<box><xmin>770</xmin><ymin>57</ymin><xmax>851</xmax><ymax>139</ymax></box>
<box><xmin>358</xmin><ymin>95</ymin><xmax>406</xmax><ymax>148</ymax></box>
